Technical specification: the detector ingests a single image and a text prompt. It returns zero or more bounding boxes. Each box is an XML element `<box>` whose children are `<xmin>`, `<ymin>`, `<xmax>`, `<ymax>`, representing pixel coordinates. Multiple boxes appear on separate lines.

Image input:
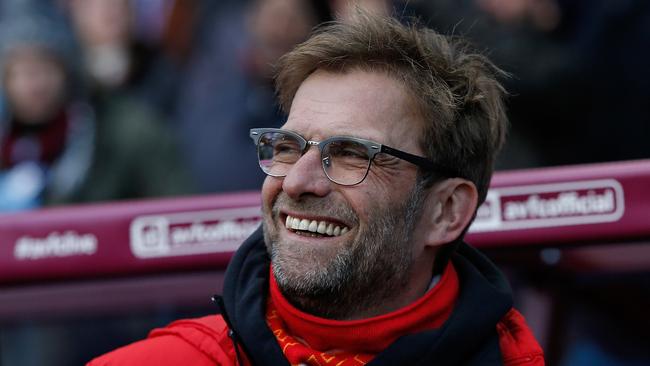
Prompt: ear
<box><xmin>422</xmin><ymin>178</ymin><xmax>479</xmax><ymax>248</ymax></box>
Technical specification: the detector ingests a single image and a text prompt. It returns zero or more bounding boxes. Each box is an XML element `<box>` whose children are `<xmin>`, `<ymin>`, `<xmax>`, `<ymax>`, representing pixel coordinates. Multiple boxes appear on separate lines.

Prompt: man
<box><xmin>89</xmin><ymin>11</ymin><xmax>544</xmax><ymax>366</ymax></box>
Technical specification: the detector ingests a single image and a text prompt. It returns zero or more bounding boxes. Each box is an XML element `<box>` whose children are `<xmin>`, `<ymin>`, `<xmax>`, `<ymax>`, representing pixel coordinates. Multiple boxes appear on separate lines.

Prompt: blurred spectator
<box><xmin>174</xmin><ymin>0</ymin><xmax>331</xmax><ymax>193</ymax></box>
<box><xmin>409</xmin><ymin>0</ymin><xmax>650</xmax><ymax>169</ymax></box>
<box><xmin>66</xmin><ymin>0</ymin><xmax>182</xmax><ymax>116</ymax></box>
<box><xmin>0</xmin><ymin>5</ymin><xmax>192</xmax><ymax>212</ymax></box>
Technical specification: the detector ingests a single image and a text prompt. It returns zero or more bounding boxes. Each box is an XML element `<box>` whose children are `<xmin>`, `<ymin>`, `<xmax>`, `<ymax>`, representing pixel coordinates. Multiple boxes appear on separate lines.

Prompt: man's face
<box><xmin>3</xmin><ymin>47</ymin><xmax>67</xmax><ymax>124</ymax></box>
<box><xmin>261</xmin><ymin>69</ymin><xmax>431</xmax><ymax>318</ymax></box>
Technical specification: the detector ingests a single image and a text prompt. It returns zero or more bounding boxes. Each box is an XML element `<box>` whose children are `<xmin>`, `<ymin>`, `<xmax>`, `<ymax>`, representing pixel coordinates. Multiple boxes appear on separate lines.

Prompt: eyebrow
<box><xmin>282</xmin><ymin>127</ymin><xmax>389</xmax><ymax>146</ymax></box>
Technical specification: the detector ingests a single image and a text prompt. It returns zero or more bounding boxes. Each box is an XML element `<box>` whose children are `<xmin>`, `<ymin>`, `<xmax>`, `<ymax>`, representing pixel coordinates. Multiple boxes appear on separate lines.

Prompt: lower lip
<box><xmin>285</xmin><ymin>227</ymin><xmax>335</xmax><ymax>239</ymax></box>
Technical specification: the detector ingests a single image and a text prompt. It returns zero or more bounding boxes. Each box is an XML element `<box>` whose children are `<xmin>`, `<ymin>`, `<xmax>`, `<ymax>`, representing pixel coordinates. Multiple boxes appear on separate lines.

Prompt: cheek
<box><xmin>261</xmin><ymin>176</ymin><xmax>282</xmax><ymax>212</ymax></box>
<box><xmin>366</xmin><ymin>165</ymin><xmax>418</xmax><ymax>198</ymax></box>
<box><xmin>352</xmin><ymin>167</ymin><xmax>419</xmax><ymax>220</ymax></box>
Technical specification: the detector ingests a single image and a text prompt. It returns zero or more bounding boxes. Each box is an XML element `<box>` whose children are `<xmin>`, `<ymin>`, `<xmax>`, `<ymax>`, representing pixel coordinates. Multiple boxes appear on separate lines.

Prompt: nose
<box><xmin>281</xmin><ymin>146</ymin><xmax>332</xmax><ymax>200</ymax></box>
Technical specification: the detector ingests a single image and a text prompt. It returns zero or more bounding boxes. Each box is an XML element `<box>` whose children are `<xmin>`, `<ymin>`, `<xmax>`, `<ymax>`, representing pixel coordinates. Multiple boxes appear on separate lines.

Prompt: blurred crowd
<box><xmin>0</xmin><ymin>0</ymin><xmax>648</xmax><ymax>212</ymax></box>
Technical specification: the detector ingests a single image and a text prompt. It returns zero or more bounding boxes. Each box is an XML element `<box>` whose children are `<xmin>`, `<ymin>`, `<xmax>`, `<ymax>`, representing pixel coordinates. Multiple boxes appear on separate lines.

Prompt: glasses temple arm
<box><xmin>380</xmin><ymin>145</ymin><xmax>458</xmax><ymax>178</ymax></box>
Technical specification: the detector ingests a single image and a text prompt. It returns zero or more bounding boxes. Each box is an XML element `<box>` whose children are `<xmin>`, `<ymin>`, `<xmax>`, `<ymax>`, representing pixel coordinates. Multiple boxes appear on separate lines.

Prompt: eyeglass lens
<box><xmin>257</xmin><ymin>131</ymin><xmax>372</xmax><ymax>185</ymax></box>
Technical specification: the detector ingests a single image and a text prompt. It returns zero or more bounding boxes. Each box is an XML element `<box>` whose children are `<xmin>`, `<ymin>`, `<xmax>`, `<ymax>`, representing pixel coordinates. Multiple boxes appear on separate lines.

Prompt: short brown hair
<box><xmin>275</xmin><ymin>11</ymin><xmax>508</xmax><ymax>204</ymax></box>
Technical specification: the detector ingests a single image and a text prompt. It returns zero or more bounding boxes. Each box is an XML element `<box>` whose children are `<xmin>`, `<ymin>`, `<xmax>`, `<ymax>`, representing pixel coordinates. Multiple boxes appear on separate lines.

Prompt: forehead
<box><xmin>283</xmin><ymin>69</ymin><xmax>423</xmax><ymax>149</ymax></box>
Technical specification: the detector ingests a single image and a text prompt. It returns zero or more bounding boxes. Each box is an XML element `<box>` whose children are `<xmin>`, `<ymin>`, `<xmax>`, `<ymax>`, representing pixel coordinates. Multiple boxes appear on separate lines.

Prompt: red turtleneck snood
<box><xmin>266</xmin><ymin>263</ymin><xmax>459</xmax><ymax>365</ymax></box>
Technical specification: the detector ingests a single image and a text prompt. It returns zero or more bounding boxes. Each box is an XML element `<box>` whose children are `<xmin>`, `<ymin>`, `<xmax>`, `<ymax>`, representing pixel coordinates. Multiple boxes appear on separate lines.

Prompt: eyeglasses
<box><xmin>250</xmin><ymin>128</ymin><xmax>455</xmax><ymax>186</ymax></box>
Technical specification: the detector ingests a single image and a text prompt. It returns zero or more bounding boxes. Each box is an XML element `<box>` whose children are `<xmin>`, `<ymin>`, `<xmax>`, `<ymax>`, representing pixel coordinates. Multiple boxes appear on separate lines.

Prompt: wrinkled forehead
<box><xmin>283</xmin><ymin>69</ymin><xmax>424</xmax><ymax>151</ymax></box>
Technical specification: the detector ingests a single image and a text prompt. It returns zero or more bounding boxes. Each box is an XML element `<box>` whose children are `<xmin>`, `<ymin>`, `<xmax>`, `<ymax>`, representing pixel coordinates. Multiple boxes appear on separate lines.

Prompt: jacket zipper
<box><xmin>212</xmin><ymin>294</ymin><xmax>252</xmax><ymax>366</ymax></box>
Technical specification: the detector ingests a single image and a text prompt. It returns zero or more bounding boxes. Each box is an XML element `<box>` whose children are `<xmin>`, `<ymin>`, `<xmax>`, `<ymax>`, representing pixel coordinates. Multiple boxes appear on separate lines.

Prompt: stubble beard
<box><xmin>263</xmin><ymin>181</ymin><xmax>427</xmax><ymax>320</ymax></box>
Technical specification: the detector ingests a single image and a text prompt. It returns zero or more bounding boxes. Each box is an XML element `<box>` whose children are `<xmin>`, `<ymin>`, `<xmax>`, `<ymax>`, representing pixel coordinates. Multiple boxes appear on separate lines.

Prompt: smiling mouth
<box><xmin>284</xmin><ymin>214</ymin><xmax>350</xmax><ymax>238</ymax></box>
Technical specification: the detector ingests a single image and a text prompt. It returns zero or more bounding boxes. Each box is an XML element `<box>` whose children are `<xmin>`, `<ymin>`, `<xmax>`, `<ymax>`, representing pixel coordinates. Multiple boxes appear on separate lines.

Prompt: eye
<box><xmin>271</xmin><ymin>134</ymin><xmax>302</xmax><ymax>154</ymax></box>
<box><xmin>327</xmin><ymin>141</ymin><xmax>369</xmax><ymax>160</ymax></box>
<box><xmin>341</xmin><ymin>147</ymin><xmax>367</xmax><ymax>159</ymax></box>
<box><xmin>274</xmin><ymin>141</ymin><xmax>300</xmax><ymax>153</ymax></box>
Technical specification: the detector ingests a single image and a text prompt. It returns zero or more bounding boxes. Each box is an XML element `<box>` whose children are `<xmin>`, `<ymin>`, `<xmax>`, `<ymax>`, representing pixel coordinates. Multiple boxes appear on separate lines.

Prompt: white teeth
<box><xmin>326</xmin><ymin>223</ymin><xmax>334</xmax><ymax>236</ymax></box>
<box><xmin>284</xmin><ymin>215</ymin><xmax>350</xmax><ymax>237</ymax></box>
<box><xmin>308</xmin><ymin>220</ymin><xmax>318</xmax><ymax>232</ymax></box>
<box><xmin>291</xmin><ymin>218</ymin><xmax>301</xmax><ymax>230</ymax></box>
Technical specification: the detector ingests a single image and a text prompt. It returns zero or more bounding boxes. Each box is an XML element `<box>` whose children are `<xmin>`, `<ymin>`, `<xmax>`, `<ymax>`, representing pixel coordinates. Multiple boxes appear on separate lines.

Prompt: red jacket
<box><xmin>88</xmin><ymin>308</ymin><xmax>543</xmax><ymax>365</ymax></box>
